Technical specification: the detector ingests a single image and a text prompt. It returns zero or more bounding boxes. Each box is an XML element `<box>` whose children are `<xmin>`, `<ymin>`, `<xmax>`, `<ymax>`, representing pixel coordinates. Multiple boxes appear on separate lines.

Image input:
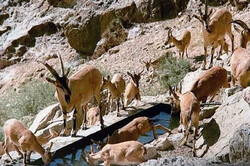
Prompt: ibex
<box><xmin>101</xmin><ymin>74</ymin><xmax>125</xmax><ymax>116</ymax></box>
<box><xmin>0</xmin><ymin>128</ymin><xmax>58</xmax><ymax>161</ymax></box>
<box><xmin>190</xmin><ymin>66</ymin><xmax>229</xmax><ymax>103</ymax></box>
<box><xmin>87</xmin><ymin>106</ymin><xmax>101</xmax><ymax>126</ymax></box>
<box><xmin>194</xmin><ymin>0</ymin><xmax>234</xmax><ymax>69</ymax></box>
<box><xmin>38</xmin><ymin>54</ymin><xmax>104</xmax><ymax>136</ymax></box>
<box><xmin>3</xmin><ymin>119</ymin><xmax>53</xmax><ymax>166</ymax></box>
<box><xmin>169</xmin><ymin>85</ymin><xmax>200</xmax><ymax>157</ymax></box>
<box><xmin>230</xmin><ymin>47</ymin><xmax>250</xmax><ymax>88</ymax></box>
<box><xmin>85</xmin><ymin>141</ymin><xmax>147</xmax><ymax>166</ymax></box>
<box><xmin>165</xmin><ymin>28</ymin><xmax>191</xmax><ymax>59</ymax></box>
<box><xmin>93</xmin><ymin>116</ymin><xmax>171</xmax><ymax>149</ymax></box>
<box><xmin>231</xmin><ymin>20</ymin><xmax>250</xmax><ymax>48</ymax></box>
<box><xmin>124</xmin><ymin>70</ymin><xmax>143</xmax><ymax>107</ymax></box>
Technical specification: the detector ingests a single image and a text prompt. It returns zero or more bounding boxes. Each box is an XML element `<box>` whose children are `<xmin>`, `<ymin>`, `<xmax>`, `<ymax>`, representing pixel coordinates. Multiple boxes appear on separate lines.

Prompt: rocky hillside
<box><xmin>0</xmin><ymin>0</ymin><xmax>250</xmax><ymax>165</ymax></box>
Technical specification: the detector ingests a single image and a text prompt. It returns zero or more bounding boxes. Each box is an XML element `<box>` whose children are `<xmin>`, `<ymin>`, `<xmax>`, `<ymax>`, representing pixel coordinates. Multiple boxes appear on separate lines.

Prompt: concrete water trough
<box><xmin>29</xmin><ymin>103</ymin><xmax>174</xmax><ymax>165</ymax></box>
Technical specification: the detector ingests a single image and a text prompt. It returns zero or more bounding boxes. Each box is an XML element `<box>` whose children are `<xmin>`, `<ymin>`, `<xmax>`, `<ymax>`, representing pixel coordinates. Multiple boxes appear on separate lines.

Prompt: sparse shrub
<box><xmin>157</xmin><ymin>52</ymin><xmax>191</xmax><ymax>89</ymax></box>
<box><xmin>0</xmin><ymin>80</ymin><xmax>56</xmax><ymax>141</ymax></box>
<box><xmin>0</xmin><ymin>127</ymin><xmax>3</xmax><ymax>142</ymax></box>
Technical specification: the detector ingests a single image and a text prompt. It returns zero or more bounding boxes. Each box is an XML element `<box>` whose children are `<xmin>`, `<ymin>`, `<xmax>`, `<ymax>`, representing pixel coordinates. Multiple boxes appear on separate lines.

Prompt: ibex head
<box><xmin>193</xmin><ymin>0</ymin><xmax>213</xmax><ymax>33</ymax></box>
<box><xmin>231</xmin><ymin>20</ymin><xmax>250</xmax><ymax>48</ymax></box>
<box><xmin>142</xmin><ymin>60</ymin><xmax>152</xmax><ymax>71</ymax></box>
<box><xmin>42</xmin><ymin>142</ymin><xmax>54</xmax><ymax>165</ymax></box>
<box><xmin>127</xmin><ymin>70</ymin><xmax>143</xmax><ymax>88</ymax></box>
<box><xmin>101</xmin><ymin>75</ymin><xmax>111</xmax><ymax>90</ymax></box>
<box><xmin>165</xmin><ymin>28</ymin><xmax>173</xmax><ymax>45</ymax></box>
<box><xmin>37</xmin><ymin>54</ymin><xmax>71</xmax><ymax>103</ymax></box>
<box><xmin>168</xmin><ymin>83</ymin><xmax>182</xmax><ymax>114</ymax></box>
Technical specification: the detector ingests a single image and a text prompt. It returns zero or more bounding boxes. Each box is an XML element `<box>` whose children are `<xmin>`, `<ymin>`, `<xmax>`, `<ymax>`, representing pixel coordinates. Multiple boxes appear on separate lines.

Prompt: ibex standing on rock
<box><xmin>38</xmin><ymin>54</ymin><xmax>104</xmax><ymax>136</ymax></box>
<box><xmin>124</xmin><ymin>70</ymin><xmax>143</xmax><ymax>107</ymax></box>
<box><xmin>194</xmin><ymin>0</ymin><xmax>234</xmax><ymax>69</ymax></box>
<box><xmin>230</xmin><ymin>47</ymin><xmax>250</xmax><ymax>88</ymax></box>
<box><xmin>165</xmin><ymin>28</ymin><xmax>191</xmax><ymax>59</ymax></box>
<box><xmin>3</xmin><ymin>119</ymin><xmax>53</xmax><ymax>166</ymax></box>
<box><xmin>101</xmin><ymin>74</ymin><xmax>125</xmax><ymax>116</ymax></box>
<box><xmin>190</xmin><ymin>66</ymin><xmax>229</xmax><ymax>103</ymax></box>
<box><xmin>169</xmin><ymin>85</ymin><xmax>200</xmax><ymax>157</ymax></box>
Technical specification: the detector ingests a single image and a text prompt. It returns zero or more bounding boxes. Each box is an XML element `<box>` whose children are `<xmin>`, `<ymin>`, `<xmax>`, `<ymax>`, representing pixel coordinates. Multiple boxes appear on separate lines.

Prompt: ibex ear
<box><xmin>65</xmin><ymin>68</ymin><xmax>70</xmax><ymax>77</ymax></box>
<box><xmin>127</xmin><ymin>72</ymin><xmax>133</xmax><ymax>78</ymax></box>
<box><xmin>193</xmin><ymin>14</ymin><xmax>203</xmax><ymax>23</ymax></box>
<box><xmin>46</xmin><ymin>77</ymin><xmax>56</xmax><ymax>85</ymax></box>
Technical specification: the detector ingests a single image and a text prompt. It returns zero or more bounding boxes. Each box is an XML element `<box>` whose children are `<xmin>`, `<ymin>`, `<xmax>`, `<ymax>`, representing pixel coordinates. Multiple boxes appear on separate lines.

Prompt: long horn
<box><xmin>205</xmin><ymin>0</ymin><xmax>208</xmax><ymax>19</ymax></box>
<box><xmin>58</xmin><ymin>54</ymin><xmax>65</xmax><ymax>76</ymax></box>
<box><xmin>231</xmin><ymin>20</ymin><xmax>249</xmax><ymax>30</ymax></box>
<box><xmin>138</xmin><ymin>69</ymin><xmax>144</xmax><ymax>75</ymax></box>
<box><xmin>47</xmin><ymin>142</ymin><xmax>53</xmax><ymax>151</ymax></box>
<box><xmin>37</xmin><ymin>60</ymin><xmax>60</xmax><ymax>81</ymax></box>
<box><xmin>91</xmin><ymin>144</ymin><xmax>95</xmax><ymax>154</ymax></box>
<box><xmin>168</xmin><ymin>84</ymin><xmax>179</xmax><ymax>100</ymax></box>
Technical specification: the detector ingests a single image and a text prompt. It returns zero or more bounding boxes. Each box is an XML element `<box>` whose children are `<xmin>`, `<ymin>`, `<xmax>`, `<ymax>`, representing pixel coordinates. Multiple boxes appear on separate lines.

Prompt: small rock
<box><xmin>199</xmin><ymin>106</ymin><xmax>219</xmax><ymax>120</ymax></box>
<box><xmin>243</xmin><ymin>87</ymin><xmax>250</xmax><ymax>105</ymax></box>
<box><xmin>148</xmin><ymin>133</ymin><xmax>172</xmax><ymax>151</ymax></box>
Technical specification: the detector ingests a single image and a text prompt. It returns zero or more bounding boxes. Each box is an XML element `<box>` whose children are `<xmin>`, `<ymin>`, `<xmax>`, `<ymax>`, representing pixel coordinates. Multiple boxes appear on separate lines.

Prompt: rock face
<box><xmin>229</xmin><ymin>123</ymin><xmax>250</xmax><ymax>163</ymax></box>
<box><xmin>65</xmin><ymin>0</ymin><xmax>189</xmax><ymax>55</ymax></box>
<box><xmin>196</xmin><ymin>89</ymin><xmax>250</xmax><ymax>162</ymax></box>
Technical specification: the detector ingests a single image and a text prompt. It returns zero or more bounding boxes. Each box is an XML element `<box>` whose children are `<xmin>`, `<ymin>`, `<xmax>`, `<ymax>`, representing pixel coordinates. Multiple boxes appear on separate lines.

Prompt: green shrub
<box><xmin>0</xmin><ymin>127</ymin><xmax>3</xmax><ymax>142</ymax></box>
<box><xmin>0</xmin><ymin>81</ymin><xmax>56</xmax><ymax>130</ymax></box>
<box><xmin>157</xmin><ymin>52</ymin><xmax>191</xmax><ymax>89</ymax></box>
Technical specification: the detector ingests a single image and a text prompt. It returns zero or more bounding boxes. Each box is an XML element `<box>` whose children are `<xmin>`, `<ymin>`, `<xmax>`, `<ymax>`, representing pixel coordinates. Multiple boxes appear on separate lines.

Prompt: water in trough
<box><xmin>49</xmin><ymin>111</ymin><xmax>179</xmax><ymax>166</ymax></box>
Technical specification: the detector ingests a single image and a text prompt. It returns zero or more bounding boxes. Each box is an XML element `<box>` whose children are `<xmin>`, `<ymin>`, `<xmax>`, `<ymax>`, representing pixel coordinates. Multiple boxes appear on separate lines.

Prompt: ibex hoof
<box><xmin>193</xmin><ymin>150</ymin><xmax>197</xmax><ymax>157</ymax></box>
<box><xmin>216</xmin><ymin>57</ymin><xmax>222</xmax><ymax>60</ymax></box>
<box><xmin>101</xmin><ymin>125</ymin><xmax>105</xmax><ymax>130</ymax></box>
<box><xmin>71</xmin><ymin>133</ymin><xmax>76</xmax><ymax>137</ymax></box>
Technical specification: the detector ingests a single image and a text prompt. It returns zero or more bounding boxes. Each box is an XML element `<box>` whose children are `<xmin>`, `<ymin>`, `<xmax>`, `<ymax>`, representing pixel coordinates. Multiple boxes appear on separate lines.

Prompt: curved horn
<box><xmin>37</xmin><ymin>60</ymin><xmax>60</xmax><ymax>81</ymax></box>
<box><xmin>58</xmin><ymin>54</ymin><xmax>65</xmax><ymax>77</ymax></box>
<box><xmin>231</xmin><ymin>20</ymin><xmax>249</xmax><ymax>30</ymax></box>
<box><xmin>138</xmin><ymin>69</ymin><xmax>144</xmax><ymax>75</ymax></box>
<box><xmin>205</xmin><ymin>0</ymin><xmax>208</xmax><ymax>19</ymax></box>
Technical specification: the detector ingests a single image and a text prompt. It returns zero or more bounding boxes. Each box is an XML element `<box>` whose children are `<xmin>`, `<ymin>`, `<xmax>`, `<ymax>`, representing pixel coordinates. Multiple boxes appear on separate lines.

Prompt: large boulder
<box><xmin>229</xmin><ymin>123</ymin><xmax>250</xmax><ymax>163</ymax></box>
<box><xmin>196</xmin><ymin>90</ymin><xmax>250</xmax><ymax>162</ymax></box>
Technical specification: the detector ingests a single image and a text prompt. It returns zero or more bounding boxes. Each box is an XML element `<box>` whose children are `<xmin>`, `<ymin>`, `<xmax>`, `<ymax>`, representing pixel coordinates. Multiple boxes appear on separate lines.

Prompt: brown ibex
<box><xmin>0</xmin><ymin>128</ymin><xmax>58</xmax><ymax>159</ymax></box>
<box><xmin>169</xmin><ymin>85</ymin><xmax>200</xmax><ymax>157</ymax></box>
<box><xmin>190</xmin><ymin>66</ymin><xmax>229</xmax><ymax>103</ymax></box>
<box><xmin>194</xmin><ymin>0</ymin><xmax>234</xmax><ymax>69</ymax></box>
<box><xmin>231</xmin><ymin>20</ymin><xmax>250</xmax><ymax>48</ymax></box>
<box><xmin>38</xmin><ymin>54</ymin><xmax>104</xmax><ymax>136</ymax></box>
<box><xmin>165</xmin><ymin>29</ymin><xmax>191</xmax><ymax>59</ymax></box>
<box><xmin>230</xmin><ymin>47</ymin><xmax>250</xmax><ymax>88</ymax></box>
<box><xmin>92</xmin><ymin>116</ymin><xmax>171</xmax><ymax>150</ymax></box>
<box><xmin>101</xmin><ymin>74</ymin><xmax>125</xmax><ymax>116</ymax></box>
<box><xmin>3</xmin><ymin>119</ymin><xmax>53</xmax><ymax>166</ymax></box>
<box><xmin>85</xmin><ymin>141</ymin><xmax>147</xmax><ymax>166</ymax></box>
<box><xmin>124</xmin><ymin>70</ymin><xmax>143</xmax><ymax>107</ymax></box>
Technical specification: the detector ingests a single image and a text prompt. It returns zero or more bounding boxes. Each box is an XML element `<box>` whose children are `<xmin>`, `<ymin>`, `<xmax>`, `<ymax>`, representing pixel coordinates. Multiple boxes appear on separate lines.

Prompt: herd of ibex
<box><xmin>1</xmin><ymin>0</ymin><xmax>249</xmax><ymax>165</ymax></box>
